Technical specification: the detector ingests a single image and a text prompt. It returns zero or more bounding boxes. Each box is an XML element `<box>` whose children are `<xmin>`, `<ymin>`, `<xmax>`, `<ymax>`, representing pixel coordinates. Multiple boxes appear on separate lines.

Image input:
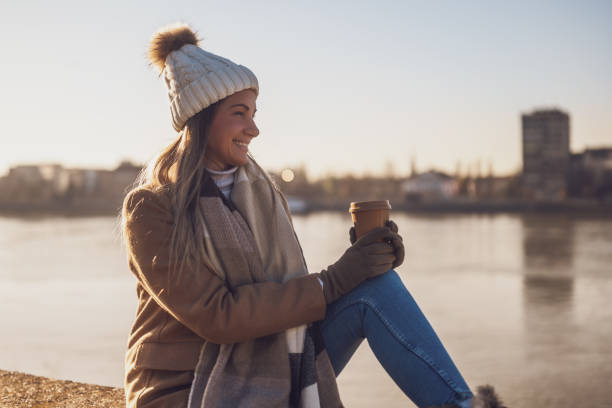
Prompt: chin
<box><xmin>233</xmin><ymin>155</ymin><xmax>249</xmax><ymax>166</ymax></box>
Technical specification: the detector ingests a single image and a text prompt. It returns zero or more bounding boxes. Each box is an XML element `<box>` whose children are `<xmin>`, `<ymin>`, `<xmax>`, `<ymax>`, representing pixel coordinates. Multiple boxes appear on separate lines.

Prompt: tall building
<box><xmin>521</xmin><ymin>109</ymin><xmax>570</xmax><ymax>200</ymax></box>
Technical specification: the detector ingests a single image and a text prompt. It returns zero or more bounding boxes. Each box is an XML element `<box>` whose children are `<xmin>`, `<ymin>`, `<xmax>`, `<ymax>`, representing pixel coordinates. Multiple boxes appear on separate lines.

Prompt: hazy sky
<box><xmin>1</xmin><ymin>0</ymin><xmax>611</xmax><ymax>179</ymax></box>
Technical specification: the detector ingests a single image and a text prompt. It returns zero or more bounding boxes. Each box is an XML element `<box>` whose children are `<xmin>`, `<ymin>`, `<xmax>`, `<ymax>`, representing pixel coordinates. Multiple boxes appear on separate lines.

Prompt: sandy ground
<box><xmin>0</xmin><ymin>370</ymin><xmax>123</xmax><ymax>408</ymax></box>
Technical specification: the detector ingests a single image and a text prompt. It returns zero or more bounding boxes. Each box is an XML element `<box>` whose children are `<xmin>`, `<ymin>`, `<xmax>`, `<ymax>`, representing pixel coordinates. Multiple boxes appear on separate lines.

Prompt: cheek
<box><xmin>207</xmin><ymin>116</ymin><xmax>245</xmax><ymax>153</ymax></box>
<box><xmin>206</xmin><ymin>132</ymin><xmax>222</xmax><ymax>152</ymax></box>
<box><xmin>218</xmin><ymin>123</ymin><xmax>243</xmax><ymax>146</ymax></box>
<box><xmin>208</xmin><ymin>123</ymin><xmax>233</xmax><ymax>150</ymax></box>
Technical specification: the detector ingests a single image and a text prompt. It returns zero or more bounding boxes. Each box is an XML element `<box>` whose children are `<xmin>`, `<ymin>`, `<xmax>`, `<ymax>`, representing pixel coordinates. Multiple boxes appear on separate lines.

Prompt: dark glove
<box><xmin>350</xmin><ymin>220</ymin><xmax>404</xmax><ymax>269</ymax></box>
<box><xmin>318</xmin><ymin>226</ymin><xmax>399</xmax><ymax>304</ymax></box>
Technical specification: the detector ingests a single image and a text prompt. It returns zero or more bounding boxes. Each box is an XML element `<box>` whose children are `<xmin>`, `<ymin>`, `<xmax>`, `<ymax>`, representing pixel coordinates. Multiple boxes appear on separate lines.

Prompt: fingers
<box><xmin>369</xmin><ymin>253</ymin><xmax>396</xmax><ymax>266</ymax></box>
<box><xmin>364</xmin><ymin>243</ymin><xmax>396</xmax><ymax>267</ymax></box>
<box><xmin>356</xmin><ymin>226</ymin><xmax>395</xmax><ymax>246</ymax></box>
<box><xmin>385</xmin><ymin>220</ymin><xmax>399</xmax><ymax>234</ymax></box>
<box><xmin>349</xmin><ymin>226</ymin><xmax>357</xmax><ymax>245</ymax></box>
<box><xmin>387</xmin><ymin>233</ymin><xmax>403</xmax><ymax>250</ymax></box>
<box><xmin>384</xmin><ymin>230</ymin><xmax>402</xmax><ymax>244</ymax></box>
<box><xmin>365</xmin><ymin>242</ymin><xmax>395</xmax><ymax>255</ymax></box>
<box><xmin>391</xmin><ymin>235</ymin><xmax>405</xmax><ymax>268</ymax></box>
<box><xmin>364</xmin><ymin>228</ymin><xmax>404</xmax><ymax>269</ymax></box>
<box><xmin>370</xmin><ymin>263</ymin><xmax>393</xmax><ymax>276</ymax></box>
<box><xmin>383</xmin><ymin>230</ymin><xmax>405</xmax><ymax>268</ymax></box>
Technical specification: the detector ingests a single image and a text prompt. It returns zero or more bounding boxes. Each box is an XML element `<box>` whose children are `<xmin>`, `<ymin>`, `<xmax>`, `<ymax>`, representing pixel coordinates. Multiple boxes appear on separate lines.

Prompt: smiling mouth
<box><xmin>234</xmin><ymin>140</ymin><xmax>249</xmax><ymax>148</ymax></box>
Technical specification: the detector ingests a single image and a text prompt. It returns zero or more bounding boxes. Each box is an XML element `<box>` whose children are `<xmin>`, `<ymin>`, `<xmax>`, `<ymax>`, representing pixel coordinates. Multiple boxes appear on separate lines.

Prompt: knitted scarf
<box><xmin>187</xmin><ymin>157</ymin><xmax>343</xmax><ymax>408</ymax></box>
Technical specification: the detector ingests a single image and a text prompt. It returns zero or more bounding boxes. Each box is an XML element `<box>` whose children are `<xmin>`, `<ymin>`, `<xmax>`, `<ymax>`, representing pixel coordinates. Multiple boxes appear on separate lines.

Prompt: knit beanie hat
<box><xmin>148</xmin><ymin>23</ymin><xmax>259</xmax><ymax>131</ymax></box>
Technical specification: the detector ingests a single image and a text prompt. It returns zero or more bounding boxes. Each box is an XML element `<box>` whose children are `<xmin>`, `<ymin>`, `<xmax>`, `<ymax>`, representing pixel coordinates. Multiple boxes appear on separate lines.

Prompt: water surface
<box><xmin>1</xmin><ymin>212</ymin><xmax>611</xmax><ymax>407</ymax></box>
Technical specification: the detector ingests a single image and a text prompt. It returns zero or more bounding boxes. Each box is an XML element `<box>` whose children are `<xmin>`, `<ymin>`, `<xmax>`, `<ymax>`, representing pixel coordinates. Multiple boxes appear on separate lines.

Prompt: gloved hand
<box><xmin>350</xmin><ymin>220</ymin><xmax>405</xmax><ymax>269</ymax></box>
<box><xmin>318</xmin><ymin>226</ymin><xmax>400</xmax><ymax>304</ymax></box>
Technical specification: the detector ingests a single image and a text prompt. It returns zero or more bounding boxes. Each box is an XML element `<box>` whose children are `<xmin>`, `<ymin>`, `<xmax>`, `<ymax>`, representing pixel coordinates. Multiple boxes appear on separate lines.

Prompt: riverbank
<box><xmin>305</xmin><ymin>198</ymin><xmax>612</xmax><ymax>216</ymax></box>
<box><xmin>1</xmin><ymin>198</ymin><xmax>611</xmax><ymax>217</ymax></box>
<box><xmin>0</xmin><ymin>370</ymin><xmax>123</xmax><ymax>408</ymax></box>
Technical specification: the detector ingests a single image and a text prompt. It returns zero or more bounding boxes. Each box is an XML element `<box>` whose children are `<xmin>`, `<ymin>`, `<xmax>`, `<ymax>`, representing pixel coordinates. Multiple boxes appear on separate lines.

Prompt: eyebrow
<box><xmin>230</xmin><ymin>103</ymin><xmax>257</xmax><ymax>113</ymax></box>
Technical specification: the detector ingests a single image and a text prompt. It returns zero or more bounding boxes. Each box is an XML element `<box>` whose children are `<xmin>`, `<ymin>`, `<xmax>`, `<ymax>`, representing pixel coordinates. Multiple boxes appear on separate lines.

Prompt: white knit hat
<box><xmin>148</xmin><ymin>23</ymin><xmax>259</xmax><ymax>131</ymax></box>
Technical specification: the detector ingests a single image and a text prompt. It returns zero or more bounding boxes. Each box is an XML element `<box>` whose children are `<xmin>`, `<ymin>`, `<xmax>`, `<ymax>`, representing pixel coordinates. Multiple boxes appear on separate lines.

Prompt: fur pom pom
<box><xmin>148</xmin><ymin>23</ymin><xmax>199</xmax><ymax>71</ymax></box>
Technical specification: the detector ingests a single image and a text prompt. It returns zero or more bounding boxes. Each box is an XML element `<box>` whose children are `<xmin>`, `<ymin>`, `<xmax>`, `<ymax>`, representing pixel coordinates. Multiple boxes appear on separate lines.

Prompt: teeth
<box><xmin>234</xmin><ymin>141</ymin><xmax>248</xmax><ymax>147</ymax></box>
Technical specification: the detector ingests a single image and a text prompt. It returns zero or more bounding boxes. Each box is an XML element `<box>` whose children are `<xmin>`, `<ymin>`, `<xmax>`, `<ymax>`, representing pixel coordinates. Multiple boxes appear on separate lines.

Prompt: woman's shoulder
<box><xmin>123</xmin><ymin>184</ymin><xmax>174</xmax><ymax>223</ymax></box>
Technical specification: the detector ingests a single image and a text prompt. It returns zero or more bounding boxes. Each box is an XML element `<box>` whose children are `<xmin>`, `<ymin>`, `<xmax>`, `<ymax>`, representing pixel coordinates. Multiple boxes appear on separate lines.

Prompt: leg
<box><xmin>320</xmin><ymin>270</ymin><xmax>473</xmax><ymax>408</ymax></box>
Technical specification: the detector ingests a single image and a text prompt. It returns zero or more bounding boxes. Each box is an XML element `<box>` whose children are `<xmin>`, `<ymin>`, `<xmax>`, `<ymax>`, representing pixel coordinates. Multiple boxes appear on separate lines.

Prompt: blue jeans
<box><xmin>320</xmin><ymin>270</ymin><xmax>474</xmax><ymax>408</ymax></box>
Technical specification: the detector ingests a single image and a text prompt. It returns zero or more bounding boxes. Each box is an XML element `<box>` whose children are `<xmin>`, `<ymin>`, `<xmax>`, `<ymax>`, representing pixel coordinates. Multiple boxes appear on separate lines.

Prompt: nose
<box><xmin>246</xmin><ymin>118</ymin><xmax>259</xmax><ymax>138</ymax></box>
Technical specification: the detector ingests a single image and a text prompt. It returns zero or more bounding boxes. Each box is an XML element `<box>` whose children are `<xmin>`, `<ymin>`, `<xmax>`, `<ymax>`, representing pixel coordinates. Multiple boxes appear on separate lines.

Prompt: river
<box><xmin>1</xmin><ymin>212</ymin><xmax>611</xmax><ymax>407</ymax></box>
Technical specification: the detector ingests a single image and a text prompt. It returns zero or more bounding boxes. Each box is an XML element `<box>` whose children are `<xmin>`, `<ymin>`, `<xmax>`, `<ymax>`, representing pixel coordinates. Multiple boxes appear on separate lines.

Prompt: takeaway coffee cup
<box><xmin>349</xmin><ymin>200</ymin><xmax>392</xmax><ymax>241</ymax></box>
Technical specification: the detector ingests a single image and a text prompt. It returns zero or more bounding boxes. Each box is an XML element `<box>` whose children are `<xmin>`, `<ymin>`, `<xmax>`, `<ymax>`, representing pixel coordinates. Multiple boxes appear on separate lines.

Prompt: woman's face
<box><xmin>204</xmin><ymin>89</ymin><xmax>259</xmax><ymax>171</ymax></box>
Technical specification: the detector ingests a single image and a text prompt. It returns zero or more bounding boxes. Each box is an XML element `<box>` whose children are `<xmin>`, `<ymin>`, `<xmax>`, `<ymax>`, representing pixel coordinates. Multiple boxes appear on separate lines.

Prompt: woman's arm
<box><xmin>123</xmin><ymin>188</ymin><xmax>326</xmax><ymax>344</ymax></box>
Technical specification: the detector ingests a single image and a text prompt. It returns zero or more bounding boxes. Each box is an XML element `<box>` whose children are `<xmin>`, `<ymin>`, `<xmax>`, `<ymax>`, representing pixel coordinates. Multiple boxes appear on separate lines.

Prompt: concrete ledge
<box><xmin>0</xmin><ymin>370</ymin><xmax>123</xmax><ymax>408</ymax></box>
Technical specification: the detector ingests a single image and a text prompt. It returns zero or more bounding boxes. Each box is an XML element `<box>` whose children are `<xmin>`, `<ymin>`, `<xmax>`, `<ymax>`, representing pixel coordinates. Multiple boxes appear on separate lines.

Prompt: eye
<box><xmin>234</xmin><ymin>111</ymin><xmax>244</xmax><ymax>116</ymax></box>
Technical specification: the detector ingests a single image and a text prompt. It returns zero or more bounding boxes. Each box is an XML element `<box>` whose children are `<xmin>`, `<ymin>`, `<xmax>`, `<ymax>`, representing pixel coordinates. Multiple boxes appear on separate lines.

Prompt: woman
<box><xmin>121</xmin><ymin>23</ymin><xmax>505</xmax><ymax>408</ymax></box>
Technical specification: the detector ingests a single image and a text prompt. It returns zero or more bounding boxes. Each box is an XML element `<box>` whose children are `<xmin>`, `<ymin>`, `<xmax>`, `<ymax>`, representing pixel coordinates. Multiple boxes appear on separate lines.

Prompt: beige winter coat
<box><xmin>122</xmin><ymin>186</ymin><xmax>326</xmax><ymax>407</ymax></box>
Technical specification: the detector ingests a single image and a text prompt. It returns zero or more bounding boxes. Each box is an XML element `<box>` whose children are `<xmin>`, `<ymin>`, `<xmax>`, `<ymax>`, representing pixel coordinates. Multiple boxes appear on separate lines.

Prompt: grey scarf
<box><xmin>187</xmin><ymin>158</ymin><xmax>343</xmax><ymax>408</ymax></box>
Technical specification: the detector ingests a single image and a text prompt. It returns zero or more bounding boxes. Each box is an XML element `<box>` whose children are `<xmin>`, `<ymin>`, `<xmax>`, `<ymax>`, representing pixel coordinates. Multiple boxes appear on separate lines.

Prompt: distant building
<box><xmin>582</xmin><ymin>147</ymin><xmax>612</xmax><ymax>171</ymax></box>
<box><xmin>7</xmin><ymin>165</ymin><xmax>45</xmax><ymax>184</ymax></box>
<box><xmin>0</xmin><ymin>165</ymin><xmax>55</xmax><ymax>204</ymax></box>
<box><xmin>401</xmin><ymin>170</ymin><xmax>458</xmax><ymax>202</ymax></box>
<box><xmin>568</xmin><ymin>147</ymin><xmax>612</xmax><ymax>199</ymax></box>
<box><xmin>470</xmin><ymin>175</ymin><xmax>519</xmax><ymax>200</ymax></box>
<box><xmin>0</xmin><ymin>161</ymin><xmax>142</xmax><ymax>213</ymax></box>
<box><xmin>521</xmin><ymin>109</ymin><xmax>570</xmax><ymax>200</ymax></box>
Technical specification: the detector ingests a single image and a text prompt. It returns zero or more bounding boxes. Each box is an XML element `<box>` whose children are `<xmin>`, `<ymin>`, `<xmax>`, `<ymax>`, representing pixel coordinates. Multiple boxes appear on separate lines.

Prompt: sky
<box><xmin>1</xmin><ymin>0</ymin><xmax>611</xmax><ymax>179</ymax></box>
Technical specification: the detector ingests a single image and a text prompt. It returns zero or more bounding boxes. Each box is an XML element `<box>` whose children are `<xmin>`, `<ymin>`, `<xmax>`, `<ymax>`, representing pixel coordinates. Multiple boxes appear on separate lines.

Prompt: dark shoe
<box><xmin>426</xmin><ymin>385</ymin><xmax>507</xmax><ymax>408</ymax></box>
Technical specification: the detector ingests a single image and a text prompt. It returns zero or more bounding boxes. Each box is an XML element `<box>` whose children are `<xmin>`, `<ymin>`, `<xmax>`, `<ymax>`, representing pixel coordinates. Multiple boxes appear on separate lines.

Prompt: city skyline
<box><xmin>1</xmin><ymin>1</ymin><xmax>611</xmax><ymax>179</ymax></box>
<box><xmin>2</xmin><ymin>106</ymin><xmax>608</xmax><ymax>181</ymax></box>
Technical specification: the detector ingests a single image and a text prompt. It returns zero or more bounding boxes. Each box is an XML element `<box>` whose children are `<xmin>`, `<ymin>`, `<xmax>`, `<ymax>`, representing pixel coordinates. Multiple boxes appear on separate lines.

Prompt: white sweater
<box><xmin>206</xmin><ymin>166</ymin><xmax>238</xmax><ymax>200</ymax></box>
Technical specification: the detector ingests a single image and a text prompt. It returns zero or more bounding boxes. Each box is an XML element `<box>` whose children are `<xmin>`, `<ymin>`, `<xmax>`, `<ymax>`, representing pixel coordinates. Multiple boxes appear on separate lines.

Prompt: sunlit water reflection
<box><xmin>1</xmin><ymin>213</ymin><xmax>611</xmax><ymax>407</ymax></box>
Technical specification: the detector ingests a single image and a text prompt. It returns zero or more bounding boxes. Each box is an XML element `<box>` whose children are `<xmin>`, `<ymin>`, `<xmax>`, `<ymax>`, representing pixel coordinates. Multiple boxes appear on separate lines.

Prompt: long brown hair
<box><xmin>122</xmin><ymin>101</ymin><xmax>221</xmax><ymax>285</ymax></box>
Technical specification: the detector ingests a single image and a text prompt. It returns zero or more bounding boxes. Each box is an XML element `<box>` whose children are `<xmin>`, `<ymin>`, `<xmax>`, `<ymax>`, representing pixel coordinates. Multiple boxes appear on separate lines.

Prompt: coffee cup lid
<box><xmin>349</xmin><ymin>200</ymin><xmax>392</xmax><ymax>212</ymax></box>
